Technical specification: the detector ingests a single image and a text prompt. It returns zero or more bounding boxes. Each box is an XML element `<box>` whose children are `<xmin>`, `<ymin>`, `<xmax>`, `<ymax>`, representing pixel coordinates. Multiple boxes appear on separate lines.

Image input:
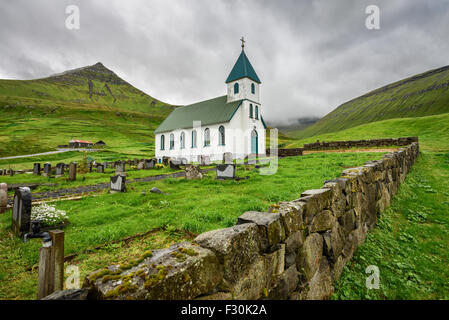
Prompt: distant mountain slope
<box><xmin>0</xmin><ymin>62</ymin><xmax>176</xmax><ymax>157</ymax></box>
<box><xmin>292</xmin><ymin>65</ymin><xmax>449</xmax><ymax>139</ymax></box>
<box><xmin>0</xmin><ymin>62</ymin><xmax>176</xmax><ymax>116</ymax></box>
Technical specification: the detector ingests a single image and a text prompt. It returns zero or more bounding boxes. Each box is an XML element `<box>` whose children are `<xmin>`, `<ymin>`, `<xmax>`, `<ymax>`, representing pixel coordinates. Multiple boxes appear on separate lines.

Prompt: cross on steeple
<box><xmin>240</xmin><ymin>36</ymin><xmax>245</xmax><ymax>50</ymax></box>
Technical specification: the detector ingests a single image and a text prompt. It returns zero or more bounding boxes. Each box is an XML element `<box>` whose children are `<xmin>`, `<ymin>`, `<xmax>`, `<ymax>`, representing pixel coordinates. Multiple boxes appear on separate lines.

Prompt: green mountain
<box><xmin>291</xmin><ymin>65</ymin><xmax>449</xmax><ymax>139</ymax></box>
<box><xmin>0</xmin><ymin>62</ymin><xmax>176</xmax><ymax>157</ymax></box>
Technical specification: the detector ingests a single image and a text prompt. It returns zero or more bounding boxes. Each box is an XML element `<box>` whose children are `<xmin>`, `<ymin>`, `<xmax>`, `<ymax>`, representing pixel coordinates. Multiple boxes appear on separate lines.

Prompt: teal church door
<box><xmin>251</xmin><ymin>130</ymin><xmax>258</xmax><ymax>155</ymax></box>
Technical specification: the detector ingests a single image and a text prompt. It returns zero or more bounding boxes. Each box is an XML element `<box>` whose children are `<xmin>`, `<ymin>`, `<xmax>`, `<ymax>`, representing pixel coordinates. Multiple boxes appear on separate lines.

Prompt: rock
<box><xmin>303</xmin><ymin>257</ymin><xmax>333</xmax><ymax>300</ymax></box>
<box><xmin>86</xmin><ymin>242</ymin><xmax>222</xmax><ymax>300</ymax></box>
<box><xmin>322</xmin><ymin>223</ymin><xmax>345</xmax><ymax>263</ymax></box>
<box><xmin>338</xmin><ymin>209</ymin><xmax>356</xmax><ymax>236</ymax></box>
<box><xmin>237</xmin><ymin>211</ymin><xmax>285</xmax><ymax>247</ymax></box>
<box><xmin>150</xmin><ymin>187</ymin><xmax>162</xmax><ymax>194</ymax></box>
<box><xmin>298</xmin><ymin>233</ymin><xmax>323</xmax><ymax>281</ymax></box>
<box><xmin>195</xmin><ymin>292</ymin><xmax>232</xmax><ymax>300</ymax></box>
<box><xmin>194</xmin><ymin>223</ymin><xmax>265</xmax><ymax>283</ymax></box>
<box><xmin>309</xmin><ymin>210</ymin><xmax>336</xmax><ymax>233</ymax></box>
<box><xmin>269</xmin><ymin>201</ymin><xmax>304</xmax><ymax>236</ymax></box>
<box><xmin>42</xmin><ymin>288</ymin><xmax>90</xmax><ymax>300</ymax></box>
<box><xmin>283</xmin><ymin>230</ymin><xmax>304</xmax><ymax>268</ymax></box>
<box><xmin>0</xmin><ymin>183</ymin><xmax>7</xmax><ymax>213</ymax></box>
<box><xmin>267</xmin><ymin>265</ymin><xmax>299</xmax><ymax>300</ymax></box>
<box><xmin>185</xmin><ymin>164</ymin><xmax>203</xmax><ymax>180</ymax></box>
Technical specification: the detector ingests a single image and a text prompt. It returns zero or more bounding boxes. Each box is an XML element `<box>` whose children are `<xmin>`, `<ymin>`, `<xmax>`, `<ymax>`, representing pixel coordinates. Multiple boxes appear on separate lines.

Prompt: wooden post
<box><xmin>37</xmin><ymin>245</ymin><xmax>54</xmax><ymax>299</ymax></box>
<box><xmin>37</xmin><ymin>230</ymin><xmax>65</xmax><ymax>299</ymax></box>
<box><xmin>50</xmin><ymin>230</ymin><xmax>64</xmax><ymax>292</ymax></box>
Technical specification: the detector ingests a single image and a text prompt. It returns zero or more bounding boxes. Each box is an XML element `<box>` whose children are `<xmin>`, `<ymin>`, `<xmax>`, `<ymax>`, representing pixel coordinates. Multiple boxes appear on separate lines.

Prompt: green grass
<box><xmin>333</xmin><ymin>151</ymin><xmax>449</xmax><ymax>299</ymax></box>
<box><xmin>285</xmin><ymin>112</ymin><xmax>449</xmax><ymax>152</ymax></box>
<box><xmin>290</xmin><ymin>65</ymin><xmax>449</xmax><ymax>139</ymax></box>
<box><xmin>0</xmin><ymin>151</ymin><xmax>384</xmax><ymax>299</ymax></box>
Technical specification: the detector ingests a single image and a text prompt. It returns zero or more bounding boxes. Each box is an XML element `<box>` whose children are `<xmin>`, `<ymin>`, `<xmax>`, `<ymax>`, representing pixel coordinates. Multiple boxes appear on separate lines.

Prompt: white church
<box><xmin>154</xmin><ymin>40</ymin><xmax>266</xmax><ymax>163</ymax></box>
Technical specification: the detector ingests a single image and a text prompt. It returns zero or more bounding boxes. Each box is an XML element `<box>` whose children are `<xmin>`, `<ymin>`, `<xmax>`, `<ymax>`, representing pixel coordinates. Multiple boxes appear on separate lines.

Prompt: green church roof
<box><xmin>225</xmin><ymin>50</ymin><xmax>261</xmax><ymax>84</ymax></box>
<box><xmin>154</xmin><ymin>96</ymin><xmax>243</xmax><ymax>134</ymax></box>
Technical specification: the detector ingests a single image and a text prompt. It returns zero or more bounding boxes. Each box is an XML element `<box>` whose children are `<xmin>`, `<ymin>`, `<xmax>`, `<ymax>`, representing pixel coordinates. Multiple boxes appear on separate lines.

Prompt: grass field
<box><xmin>0</xmin><ymin>151</ymin><xmax>384</xmax><ymax>299</ymax></box>
<box><xmin>333</xmin><ymin>151</ymin><xmax>449</xmax><ymax>299</ymax></box>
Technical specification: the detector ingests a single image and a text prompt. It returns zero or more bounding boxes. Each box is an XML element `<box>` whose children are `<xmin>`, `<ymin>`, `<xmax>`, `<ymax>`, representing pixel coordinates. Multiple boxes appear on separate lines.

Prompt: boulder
<box><xmin>298</xmin><ymin>233</ymin><xmax>323</xmax><ymax>281</ymax></box>
<box><xmin>185</xmin><ymin>164</ymin><xmax>203</xmax><ymax>180</ymax></box>
<box><xmin>237</xmin><ymin>211</ymin><xmax>285</xmax><ymax>247</ymax></box>
<box><xmin>309</xmin><ymin>210</ymin><xmax>336</xmax><ymax>233</ymax></box>
<box><xmin>42</xmin><ymin>288</ymin><xmax>90</xmax><ymax>300</ymax></box>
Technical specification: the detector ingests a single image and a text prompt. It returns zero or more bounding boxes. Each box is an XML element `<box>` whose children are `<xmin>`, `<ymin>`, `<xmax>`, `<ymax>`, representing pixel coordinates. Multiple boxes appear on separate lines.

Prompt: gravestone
<box><xmin>97</xmin><ymin>164</ymin><xmax>105</xmax><ymax>173</ymax></box>
<box><xmin>55</xmin><ymin>163</ymin><xmax>65</xmax><ymax>178</ymax></box>
<box><xmin>12</xmin><ymin>187</ymin><xmax>32</xmax><ymax>236</ymax></box>
<box><xmin>43</xmin><ymin>163</ymin><xmax>51</xmax><ymax>177</ymax></box>
<box><xmin>89</xmin><ymin>162</ymin><xmax>93</xmax><ymax>173</ymax></box>
<box><xmin>0</xmin><ymin>183</ymin><xmax>7</xmax><ymax>213</ymax></box>
<box><xmin>198</xmin><ymin>155</ymin><xmax>211</xmax><ymax>166</ymax></box>
<box><xmin>162</xmin><ymin>156</ymin><xmax>170</xmax><ymax>166</ymax></box>
<box><xmin>185</xmin><ymin>164</ymin><xmax>203</xmax><ymax>180</ymax></box>
<box><xmin>169</xmin><ymin>159</ymin><xmax>181</xmax><ymax>170</ymax></box>
<box><xmin>223</xmin><ymin>152</ymin><xmax>233</xmax><ymax>164</ymax></box>
<box><xmin>137</xmin><ymin>161</ymin><xmax>145</xmax><ymax>170</ymax></box>
<box><xmin>68</xmin><ymin>163</ymin><xmax>77</xmax><ymax>181</ymax></box>
<box><xmin>144</xmin><ymin>159</ymin><xmax>155</xmax><ymax>169</ymax></box>
<box><xmin>115</xmin><ymin>161</ymin><xmax>126</xmax><ymax>175</ymax></box>
<box><xmin>180</xmin><ymin>158</ymin><xmax>188</xmax><ymax>165</ymax></box>
<box><xmin>33</xmin><ymin>163</ymin><xmax>41</xmax><ymax>175</ymax></box>
<box><xmin>244</xmin><ymin>154</ymin><xmax>257</xmax><ymax>165</ymax></box>
<box><xmin>216</xmin><ymin>164</ymin><xmax>236</xmax><ymax>180</ymax></box>
<box><xmin>134</xmin><ymin>159</ymin><xmax>139</xmax><ymax>166</ymax></box>
<box><xmin>110</xmin><ymin>175</ymin><xmax>126</xmax><ymax>193</ymax></box>
<box><xmin>103</xmin><ymin>162</ymin><xmax>108</xmax><ymax>169</ymax></box>
<box><xmin>0</xmin><ymin>169</ymin><xmax>4</xmax><ymax>176</ymax></box>
<box><xmin>8</xmin><ymin>169</ymin><xmax>14</xmax><ymax>177</ymax></box>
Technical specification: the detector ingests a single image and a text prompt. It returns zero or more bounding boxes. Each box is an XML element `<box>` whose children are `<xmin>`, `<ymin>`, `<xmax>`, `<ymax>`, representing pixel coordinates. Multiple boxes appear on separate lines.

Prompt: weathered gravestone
<box><xmin>144</xmin><ymin>159</ymin><xmax>155</xmax><ymax>169</ymax></box>
<box><xmin>216</xmin><ymin>164</ymin><xmax>236</xmax><ymax>180</ymax></box>
<box><xmin>55</xmin><ymin>163</ymin><xmax>65</xmax><ymax>178</ymax></box>
<box><xmin>68</xmin><ymin>163</ymin><xmax>77</xmax><ymax>181</ymax></box>
<box><xmin>169</xmin><ymin>159</ymin><xmax>181</xmax><ymax>170</ymax></box>
<box><xmin>244</xmin><ymin>154</ymin><xmax>257</xmax><ymax>165</ymax></box>
<box><xmin>0</xmin><ymin>169</ymin><xmax>4</xmax><ymax>176</ymax></box>
<box><xmin>43</xmin><ymin>163</ymin><xmax>51</xmax><ymax>177</ymax></box>
<box><xmin>115</xmin><ymin>161</ymin><xmax>126</xmax><ymax>175</ymax></box>
<box><xmin>12</xmin><ymin>187</ymin><xmax>32</xmax><ymax>236</ymax></box>
<box><xmin>110</xmin><ymin>175</ymin><xmax>126</xmax><ymax>193</ymax></box>
<box><xmin>103</xmin><ymin>162</ymin><xmax>108</xmax><ymax>169</ymax></box>
<box><xmin>8</xmin><ymin>169</ymin><xmax>14</xmax><ymax>177</ymax></box>
<box><xmin>198</xmin><ymin>155</ymin><xmax>211</xmax><ymax>166</ymax></box>
<box><xmin>137</xmin><ymin>161</ymin><xmax>145</xmax><ymax>170</ymax></box>
<box><xmin>223</xmin><ymin>152</ymin><xmax>233</xmax><ymax>164</ymax></box>
<box><xmin>162</xmin><ymin>156</ymin><xmax>170</xmax><ymax>166</ymax></box>
<box><xmin>180</xmin><ymin>158</ymin><xmax>188</xmax><ymax>165</ymax></box>
<box><xmin>89</xmin><ymin>162</ymin><xmax>93</xmax><ymax>172</ymax></box>
<box><xmin>0</xmin><ymin>183</ymin><xmax>7</xmax><ymax>213</ymax></box>
<box><xmin>33</xmin><ymin>163</ymin><xmax>41</xmax><ymax>175</ymax></box>
<box><xmin>97</xmin><ymin>164</ymin><xmax>105</xmax><ymax>173</ymax></box>
<box><xmin>185</xmin><ymin>164</ymin><xmax>203</xmax><ymax>180</ymax></box>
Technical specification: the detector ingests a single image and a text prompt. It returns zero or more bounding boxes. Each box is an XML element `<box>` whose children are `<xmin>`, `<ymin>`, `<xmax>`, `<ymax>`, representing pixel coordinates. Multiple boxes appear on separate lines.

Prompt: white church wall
<box><xmin>226</xmin><ymin>78</ymin><xmax>260</xmax><ymax>104</ymax></box>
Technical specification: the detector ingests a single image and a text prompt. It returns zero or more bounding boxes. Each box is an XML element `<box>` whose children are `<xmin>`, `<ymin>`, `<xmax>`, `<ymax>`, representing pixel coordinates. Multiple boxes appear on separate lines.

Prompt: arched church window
<box><xmin>191</xmin><ymin>130</ymin><xmax>197</xmax><ymax>148</ymax></box>
<box><xmin>249</xmin><ymin>104</ymin><xmax>253</xmax><ymax>118</ymax></box>
<box><xmin>180</xmin><ymin>131</ymin><xmax>185</xmax><ymax>149</ymax></box>
<box><xmin>170</xmin><ymin>133</ymin><xmax>174</xmax><ymax>150</ymax></box>
<box><xmin>204</xmin><ymin>128</ymin><xmax>210</xmax><ymax>147</ymax></box>
<box><xmin>234</xmin><ymin>82</ymin><xmax>239</xmax><ymax>94</ymax></box>
<box><xmin>160</xmin><ymin>135</ymin><xmax>165</xmax><ymax>150</ymax></box>
<box><xmin>255</xmin><ymin>106</ymin><xmax>259</xmax><ymax>120</ymax></box>
<box><xmin>251</xmin><ymin>83</ymin><xmax>255</xmax><ymax>94</ymax></box>
<box><xmin>219</xmin><ymin>126</ymin><xmax>225</xmax><ymax>146</ymax></box>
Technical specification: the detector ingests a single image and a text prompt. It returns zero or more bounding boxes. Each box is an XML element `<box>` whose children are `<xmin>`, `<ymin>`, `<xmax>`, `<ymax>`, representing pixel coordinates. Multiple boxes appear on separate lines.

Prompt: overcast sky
<box><xmin>1</xmin><ymin>0</ymin><xmax>449</xmax><ymax>125</ymax></box>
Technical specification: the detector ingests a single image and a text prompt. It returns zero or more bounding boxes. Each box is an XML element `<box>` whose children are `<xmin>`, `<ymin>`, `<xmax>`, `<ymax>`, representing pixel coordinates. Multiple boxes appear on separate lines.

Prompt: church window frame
<box><xmin>191</xmin><ymin>130</ymin><xmax>197</xmax><ymax>148</ymax></box>
<box><xmin>218</xmin><ymin>126</ymin><xmax>225</xmax><ymax>146</ymax></box>
<box><xmin>160</xmin><ymin>135</ymin><xmax>165</xmax><ymax>150</ymax></box>
<box><xmin>234</xmin><ymin>82</ymin><xmax>239</xmax><ymax>94</ymax></box>
<box><xmin>249</xmin><ymin>104</ymin><xmax>254</xmax><ymax>118</ymax></box>
<box><xmin>204</xmin><ymin>128</ymin><xmax>211</xmax><ymax>147</ymax></box>
<box><xmin>255</xmin><ymin>106</ymin><xmax>259</xmax><ymax>120</ymax></box>
<box><xmin>251</xmin><ymin>83</ymin><xmax>255</xmax><ymax>94</ymax></box>
<box><xmin>170</xmin><ymin>133</ymin><xmax>175</xmax><ymax>150</ymax></box>
<box><xmin>180</xmin><ymin>131</ymin><xmax>185</xmax><ymax>149</ymax></box>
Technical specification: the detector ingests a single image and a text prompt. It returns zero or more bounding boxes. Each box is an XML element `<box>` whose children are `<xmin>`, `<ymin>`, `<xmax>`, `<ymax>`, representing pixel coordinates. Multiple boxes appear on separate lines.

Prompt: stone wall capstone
<box><xmin>83</xmin><ymin>142</ymin><xmax>420</xmax><ymax>300</ymax></box>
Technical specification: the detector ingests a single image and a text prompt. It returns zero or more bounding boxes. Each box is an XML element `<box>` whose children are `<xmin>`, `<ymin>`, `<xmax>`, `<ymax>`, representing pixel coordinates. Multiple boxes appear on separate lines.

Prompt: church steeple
<box><xmin>226</xmin><ymin>38</ymin><xmax>261</xmax><ymax>103</ymax></box>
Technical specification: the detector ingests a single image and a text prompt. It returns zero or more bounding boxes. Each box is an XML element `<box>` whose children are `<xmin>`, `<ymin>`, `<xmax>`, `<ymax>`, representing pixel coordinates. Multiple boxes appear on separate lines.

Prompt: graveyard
<box><xmin>0</xmin><ymin>151</ymin><xmax>387</xmax><ymax>299</ymax></box>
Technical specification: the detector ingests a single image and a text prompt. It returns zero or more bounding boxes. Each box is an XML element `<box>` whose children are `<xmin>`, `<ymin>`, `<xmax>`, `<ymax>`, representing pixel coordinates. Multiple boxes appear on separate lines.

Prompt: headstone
<box><xmin>68</xmin><ymin>163</ymin><xmax>77</xmax><ymax>181</ymax></box>
<box><xmin>216</xmin><ymin>164</ymin><xmax>236</xmax><ymax>180</ymax></box>
<box><xmin>150</xmin><ymin>187</ymin><xmax>162</xmax><ymax>194</ymax></box>
<box><xmin>134</xmin><ymin>159</ymin><xmax>139</xmax><ymax>166</ymax></box>
<box><xmin>8</xmin><ymin>169</ymin><xmax>14</xmax><ymax>176</ymax></box>
<box><xmin>180</xmin><ymin>158</ymin><xmax>188</xmax><ymax>165</ymax></box>
<box><xmin>185</xmin><ymin>164</ymin><xmax>203</xmax><ymax>180</ymax></box>
<box><xmin>169</xmin><ymin>159</ymin><xmax>181</xmax><ymax>170</ymax></box>
<box><xmin>55</xmin><ymin>163</ymin><xmax>65</xmax><ymax>177</ymax></box>
<box><xmin>97</xmin><ymin>164</ymin><xmax>105</xmax><ymax>173</ymax></box>
<box><xmin>137</xmin><ymin>161</ymin><xmax>145</xmax><ymax>170</ymax></box>
<box><xmin>0</xmin><ymin>183</ymin><xmax>7</xmax><ymax>213</ymax></box>
<box><xmin>103</xmin><ymin>162</ymin><xmax>108</xmax><ymax>169</ymax></box>
<box><xmin>115</xmin><ymin>161</ymin><xmax>126</xmax><ymax>175</ymax></box>
<box><xmin>89</xmin><ymin>162</ymin><xmax>93</xmax><ymax>173</ymax></box>
<box><xmin>223</xmin><ymin>152</ymin><xmax>233</xmax><ymax>164</ymax></box>
<box><xmin>43</xmin><ymin>163</ymin><xmax>51</xmax><ymax>177</ymax></box>
<box><xmin>198</xmin><ymin>155</ymin><xmax>211</xmax><ymax>166</ymax></box>
<box><xmin>0</xmin><ymin>169</ymin><xmax>4</xmax><ymax>176</ymax></box>
<box><xmin>144</xmin><ymin>159</ymin><xmax>155</xmax><ymax>169</ymax></box>
<box><xmin>162</xmin><ymin>156</ymin><xmax>170</xmax><ymax>166</ymax></box>
<box><xmin>244</xmin><ymin>154</ymin><xmax>257</xmax><ymax>165</ymax></box>
<box><xmin>33</xmin><ymin>163</ymin><xmax>41</xmax><ymax>175</ymax></box>
<box><xmin>12</xmin><ymin>187</ymin><xmax>32</xmax><ymax>236</ymax></box>
<box><xmin>110</xmin><ymin>175</ymin><xmax>126</xmax><ymax>193</ymax></box>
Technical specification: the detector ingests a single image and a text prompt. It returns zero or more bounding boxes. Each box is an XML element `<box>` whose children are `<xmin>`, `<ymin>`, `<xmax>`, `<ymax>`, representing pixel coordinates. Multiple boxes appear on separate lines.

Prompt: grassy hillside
<box><xmin>291</xmin><ymin>66</ymin><xmax>449</xmax><ymax>139</ymax></box>
<box><xmin>285</xmin><ymin>112</ymin><xmax>449</xmax><ymax>152</ymax></box>
<box><xmin>0</xmin><ymin>63</ymin><xmax>176</xmax><ymax>157</ymax></box>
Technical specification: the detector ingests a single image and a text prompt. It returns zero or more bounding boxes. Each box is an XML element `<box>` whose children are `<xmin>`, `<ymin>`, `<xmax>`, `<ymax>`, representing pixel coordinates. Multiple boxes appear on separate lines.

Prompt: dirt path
<box><xmin>303</xmin><ymin>148</ymin><xmax>399</xmax><ymax>155</ymax></box>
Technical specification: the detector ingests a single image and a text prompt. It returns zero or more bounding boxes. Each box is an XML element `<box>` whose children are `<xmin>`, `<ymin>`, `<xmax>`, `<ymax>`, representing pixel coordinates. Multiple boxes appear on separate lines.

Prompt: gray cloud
<box><xmin>1</xmin><ymin>0</ymin><xmax>448</xmax><ymax>125</ymax></box>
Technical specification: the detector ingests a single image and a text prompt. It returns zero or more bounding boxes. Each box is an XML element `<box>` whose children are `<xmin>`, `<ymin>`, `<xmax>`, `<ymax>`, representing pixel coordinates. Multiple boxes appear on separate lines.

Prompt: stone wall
<box><xmin>83</xmin><ymin>142</ymin><xmax>419</xmax><ymax>300</ymax></box>
<box><xmin>302</xmin><ymin>136</ymin><xmax>418</xmax><ymax>151</ymax></box>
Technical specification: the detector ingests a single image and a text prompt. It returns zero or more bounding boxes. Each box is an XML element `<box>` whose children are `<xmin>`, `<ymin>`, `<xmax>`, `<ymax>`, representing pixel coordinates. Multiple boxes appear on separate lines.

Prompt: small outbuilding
<box><xmin>94</xmin><ymin>140</ymin><xmax>106</xmax><ymax>147</ymax></box>
<box><xmin>69</xmin><ymin>139</ymin><xmax>93</xmax><ymax>148</ymax></box>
